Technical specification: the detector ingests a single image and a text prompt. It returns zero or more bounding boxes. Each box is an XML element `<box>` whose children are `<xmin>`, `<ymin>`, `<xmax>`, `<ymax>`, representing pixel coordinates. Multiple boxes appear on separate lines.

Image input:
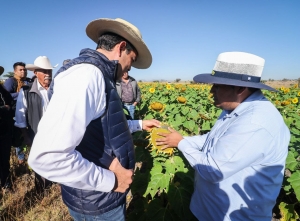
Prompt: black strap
<box><xmin>213</xmin><ymin>71</ymin><xmax>261</xmax><ymax>82</ymax></box>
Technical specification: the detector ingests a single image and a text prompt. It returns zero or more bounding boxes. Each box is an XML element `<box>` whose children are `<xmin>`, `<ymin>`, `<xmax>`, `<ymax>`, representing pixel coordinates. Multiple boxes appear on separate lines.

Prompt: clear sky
<box><xmin>0</xmin><ymin>0</ymin><xmax>299</xmax><ymax>81</ymax></box>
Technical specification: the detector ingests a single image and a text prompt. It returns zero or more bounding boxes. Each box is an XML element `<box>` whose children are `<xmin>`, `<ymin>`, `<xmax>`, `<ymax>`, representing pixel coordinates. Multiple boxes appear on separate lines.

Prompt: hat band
<box><xmin>213</xmin><ymin>71</ymin><xmax>261</xmax><ymax>83</ymax></box>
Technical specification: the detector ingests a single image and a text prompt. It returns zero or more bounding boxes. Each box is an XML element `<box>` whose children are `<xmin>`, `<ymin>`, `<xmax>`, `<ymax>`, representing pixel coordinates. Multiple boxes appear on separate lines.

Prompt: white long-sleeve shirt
<box><xmin>28</xmin><ymin>63</ymin><xmax>142</xmax><ymax>192</ymax></box>
<box><xmin>14</xmin><ymin>80</ymin><xmax>49</xmax><ymax>128</ymax></box>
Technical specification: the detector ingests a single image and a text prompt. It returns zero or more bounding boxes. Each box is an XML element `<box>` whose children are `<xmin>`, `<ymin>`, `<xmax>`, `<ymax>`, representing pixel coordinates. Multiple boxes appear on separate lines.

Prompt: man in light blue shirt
<box><xmin>157</xmin><ymin>52</ymin><xmax>290</xmax><ymax>220</ymax></box>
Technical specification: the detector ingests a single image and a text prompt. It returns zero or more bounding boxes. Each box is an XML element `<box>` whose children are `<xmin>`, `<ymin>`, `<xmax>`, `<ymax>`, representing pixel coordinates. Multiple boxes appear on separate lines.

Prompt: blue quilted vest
<box><xmin>49</xmin><ymin>48</ymin><xmax>135</xmax><ymax>215</ymax></box>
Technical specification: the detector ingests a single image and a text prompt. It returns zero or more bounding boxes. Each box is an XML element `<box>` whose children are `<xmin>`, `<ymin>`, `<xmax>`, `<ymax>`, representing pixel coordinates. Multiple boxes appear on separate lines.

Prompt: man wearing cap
<box><xmin>15</xmin><ymin>56</ymin><xmax>56</xmax><ymax>191</ymax></box>
<box><xmin>28</xmin><ymin>18</ymin><xmax>159</xmax><ymax>220</ymax></box>
<box><xmin>157</xmin><ymin>52</ymin><xmax>290</xmax><ymax>220</ymax></box>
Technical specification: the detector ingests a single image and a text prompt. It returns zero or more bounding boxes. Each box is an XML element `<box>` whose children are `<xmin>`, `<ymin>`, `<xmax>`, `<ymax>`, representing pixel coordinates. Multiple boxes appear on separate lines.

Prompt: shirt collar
<box><xmin>223</xmin><ymin>90</ymin><xmax>265</xmax><ymax>118</ymax></box>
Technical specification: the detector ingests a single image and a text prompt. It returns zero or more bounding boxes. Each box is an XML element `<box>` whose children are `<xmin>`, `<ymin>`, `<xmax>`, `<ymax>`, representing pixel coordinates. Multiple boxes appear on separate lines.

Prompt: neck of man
<box><xmin>122</xmin><ymin>76</ymin><xmax>129</xmax><ymax>81</ymax></box>
<box><xmin>38</xmin><ymin>80</ymin><xmax>50</xmax><ymax>90</ymax></box>
<box><xmin>96</xmin><ymin>48</ymin><xmax>119</xmax><ymax>61</ymax></box>
<box><xmin>14</xmin><ymin>74</ymin><xmax>25</xmax><ymax>81</ymax></box>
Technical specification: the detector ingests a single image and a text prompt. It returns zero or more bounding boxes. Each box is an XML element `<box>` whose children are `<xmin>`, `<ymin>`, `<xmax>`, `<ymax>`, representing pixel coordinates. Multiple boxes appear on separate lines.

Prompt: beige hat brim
<box><xmin>26</xmin><ymin>64</ymin><xmax>58</xmax><ymax>71</ymax></box>
<box><xmin>86</xmin><ymin>18</ymin><xmax>152</xmax><ymax>69</ymax></box>
<box><xmin>0</xmin><ymin>66</ymin><xmax>4</xmax><ymax>75</ymax></box>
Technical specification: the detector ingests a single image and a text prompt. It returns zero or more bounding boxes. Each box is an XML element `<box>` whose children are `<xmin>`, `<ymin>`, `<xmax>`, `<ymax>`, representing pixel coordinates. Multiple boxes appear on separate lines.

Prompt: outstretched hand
<box><xmin>142</xmin><ymin>119</ymin><xmax>161</xmax><ymax>131</ymax></box>
<box><xmin>109</xmin><ymin>158</ymin><xmax>133</xmax><ymax>193</ymax></box>
<box><xmin>156</xmin><ymin>127</ymin><xmax>184</xmax><ymax>149</ymax></box>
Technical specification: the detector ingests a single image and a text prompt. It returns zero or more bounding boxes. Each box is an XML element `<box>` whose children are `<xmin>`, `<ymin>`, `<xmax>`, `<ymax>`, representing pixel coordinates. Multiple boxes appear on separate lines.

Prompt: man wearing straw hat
<box><xmin>157</xmin><ymin>52</ymin><xmax>290</xmax><ymax>220</ymax></box>
<box><xmin>28</xmin><ymin>18</ymin><xmax>159</xmax><ymax>220</ymax></box>
<box><xmin>15</xmin><ymin>56</ymin><xmax>57</xmax><ymax>192</ymax></box>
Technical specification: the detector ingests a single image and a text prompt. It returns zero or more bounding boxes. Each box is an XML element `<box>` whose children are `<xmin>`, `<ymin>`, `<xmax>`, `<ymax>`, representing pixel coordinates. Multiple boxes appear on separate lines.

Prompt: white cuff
<box><xmin>14</xmin><ymin>122</ymin><xmax>27</xmax><ymax>128</ymax></box>
<box><xmin>96</xmin><ymin>169</ymin><xmax>116</xmax><ymax>192</ymax></box>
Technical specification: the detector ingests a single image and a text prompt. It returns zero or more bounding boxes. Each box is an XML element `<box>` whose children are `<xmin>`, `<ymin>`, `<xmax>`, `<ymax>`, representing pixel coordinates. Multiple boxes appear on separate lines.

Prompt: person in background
<box><xmin>4</xmin><ymin>62</ymin><xmax>30</xmax><ymax>164</ymax></box>
<box><xmin>116</xmin><ymin>71</ymin><xmax>141</xmax><ymax>119</ymax></box>
<box><xmin>156</xmin><ymin>52</ymin><xmax>290</xmax><ymax>220</ymax></box>
<box><xmin>0</xmin><ymin>65</ymin><xmax>14</xmax><ymax>192</ymax></box>
<box><xmin>63</xmin><ymin>59</ymin><xmax>71</xmax><ymax>65</ymax></box>
<box><xmin>15</xmin><ymin>56</ymin><xmax>57</xmax><ymax>192</ymax></box>
<box><xmin>28</xmin><ymin>18</ymin><xmax>159</xmax><ymax>221</ymax></box>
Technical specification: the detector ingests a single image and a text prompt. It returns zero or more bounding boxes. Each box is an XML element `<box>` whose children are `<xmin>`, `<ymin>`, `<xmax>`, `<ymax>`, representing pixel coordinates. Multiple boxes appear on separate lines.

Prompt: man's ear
<box><xmin>118</xmin><ymin>41</ymin><xmax>127</xmax><ymax>56</ymax></box>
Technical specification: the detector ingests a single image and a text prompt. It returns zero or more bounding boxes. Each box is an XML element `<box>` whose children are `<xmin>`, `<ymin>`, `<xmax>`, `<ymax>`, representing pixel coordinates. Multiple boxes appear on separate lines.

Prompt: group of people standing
<box><xmin>0</xmin><ymin>57</ymin><xmax>57</xmax><ymax>192</ymax></box>
<box><xmin>0</xmin><ymin>17</ymin><xmax>291</xmax><ymax>221</ymax></box>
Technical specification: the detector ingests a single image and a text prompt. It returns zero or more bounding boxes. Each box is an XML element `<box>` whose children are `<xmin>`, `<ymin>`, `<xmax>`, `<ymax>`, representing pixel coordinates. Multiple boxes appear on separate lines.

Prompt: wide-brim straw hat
<box><xmin>0</xmin><ymin>66</ymin><xmax>4</xmax><ymax>76</ymax></box>
<box><xmin>26</xmin><ymin>56</ymin><xmax>58</xmax><ymax>71</ymax></box>
<box><xmin>86</xmin><ymin>18</ymin><xmax>152</xmax><ymax>69</ymax></box>
<box><xmin>193</xmin><ymin>52</ymin><xmax>276</xmax><ymax>91</ymax></box>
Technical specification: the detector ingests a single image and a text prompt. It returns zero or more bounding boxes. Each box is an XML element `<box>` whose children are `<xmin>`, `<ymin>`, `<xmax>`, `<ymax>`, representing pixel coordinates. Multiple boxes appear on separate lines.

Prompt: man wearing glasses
<box><xmin>15</xmin><ymin>56</ymin><xmax>57</xmax><ymax>192</ymax></box>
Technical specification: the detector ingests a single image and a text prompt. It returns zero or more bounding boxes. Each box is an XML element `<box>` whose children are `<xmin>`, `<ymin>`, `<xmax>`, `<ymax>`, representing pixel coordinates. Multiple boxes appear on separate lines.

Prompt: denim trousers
<box><xmin>123</xmin><ymin>104</ymin><xmax>135</xmax><ymax>120</ymax></box>
<box><xmin>68</xmin><ymin>204</ymin><xmax>125</xmax><ymax>221</ymax></box>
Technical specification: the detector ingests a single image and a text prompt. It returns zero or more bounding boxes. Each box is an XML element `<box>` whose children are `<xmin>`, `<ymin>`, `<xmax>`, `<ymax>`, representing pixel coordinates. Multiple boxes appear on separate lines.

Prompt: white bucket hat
<box><xmin>0</xmin><ymin>66</ymin><xmax>4</xmax><ymax>76</ymax></box>
<box><xmin>86</xmin><ymin>18</ymin><xmax>152</xmax><ymax>69</ymax></box>
<box><xmin>26</xmin><ymin>56</ymin><xmax>58</xmax><ymax>71</ymax></box>
<box><xmin>193</xmin><ymin>52</ymin><xmax>276</xmax><ymax>91</ymax></box>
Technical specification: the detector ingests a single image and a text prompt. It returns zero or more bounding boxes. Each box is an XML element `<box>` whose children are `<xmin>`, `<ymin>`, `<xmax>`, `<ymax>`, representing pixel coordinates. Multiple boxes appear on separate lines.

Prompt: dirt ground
<box><xmin>264</xmin><ymin>80</ymin><xmax>298</xmax><ymax>88</ymax></box>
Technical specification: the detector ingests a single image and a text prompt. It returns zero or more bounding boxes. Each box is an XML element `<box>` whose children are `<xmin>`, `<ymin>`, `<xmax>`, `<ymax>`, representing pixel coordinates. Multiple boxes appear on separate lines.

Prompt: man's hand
<box><xmin>142</xmin><ymin>119</ymin><xmax>160</xmax><ymax>131</ymax></box>
<box><xmin>109</xmin><ymin>158</ymin><xmax>133</xmax><ymax>193</ymax></box>
<box><xmin>4</xmin><ymin>105</ymin><xmax>11</xmax><ymax>110</ymax></box>
<box><xmin>133</xmin><ymin>102</ymin><xmax>138</xmax><ymax>106</ymax></box>
<box><xmin>156</xmin><ymin>127</ymin><xmax>184</xmax><ymax>149</ymax></box>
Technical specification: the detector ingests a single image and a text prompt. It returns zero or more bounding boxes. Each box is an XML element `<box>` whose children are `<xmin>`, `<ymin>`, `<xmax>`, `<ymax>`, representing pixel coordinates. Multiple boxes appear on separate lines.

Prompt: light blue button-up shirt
<box><xmin>178</xmin><ymin>90</ymin><xmax>290</xmax><ymax>221</ymax></box>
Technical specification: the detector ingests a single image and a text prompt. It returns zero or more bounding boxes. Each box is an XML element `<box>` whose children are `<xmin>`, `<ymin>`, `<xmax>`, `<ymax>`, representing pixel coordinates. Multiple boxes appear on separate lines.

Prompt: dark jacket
<box><xmin>49</xmin><ymin>48</ymin><xmax>135</xmax><ymax>215</ymax></box>
<box><xmin>0</xmin><ymin>85</ymin><xmax>13</xmax><ymax>138</ymax></box>
<box><xmin>116</xmin><ymin>76</ymin><xmax>141</xmax><ymax>103</ymax></box>
<box><xmin>4</xmin><ymin>77</ymin><xmax>31</xmax><ymax>100</ymax></box>
<box><xmin>22</xmin><ymin>79</ymin><xmax>43</xmax><ymax>140</ymax></box>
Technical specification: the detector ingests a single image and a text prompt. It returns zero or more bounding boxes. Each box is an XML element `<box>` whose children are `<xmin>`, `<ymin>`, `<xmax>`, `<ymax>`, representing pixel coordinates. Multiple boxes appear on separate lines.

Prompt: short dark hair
<box><xmin>96</xmin><ymin>32</ymin><xmax>137</xmax><ymax>55</ymax></box>
<box><xmin>13</xmin><ymin>62</ymin><xmax>26</xmax><ymax>70</ymax></box>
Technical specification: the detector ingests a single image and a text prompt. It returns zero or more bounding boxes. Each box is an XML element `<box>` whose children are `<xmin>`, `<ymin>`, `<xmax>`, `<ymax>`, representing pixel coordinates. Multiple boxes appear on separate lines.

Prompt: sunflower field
<box><xmin>127</xmin><ymin>82</ymin><xmax>300</xmax><ymax>221</ymax></box>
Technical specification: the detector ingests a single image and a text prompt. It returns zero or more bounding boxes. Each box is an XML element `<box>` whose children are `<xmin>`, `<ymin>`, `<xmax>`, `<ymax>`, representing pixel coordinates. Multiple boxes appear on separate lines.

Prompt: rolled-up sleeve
<box><xmin>28</xmin><ymin>64</ymin><xmax>115</xmax><ymax>192</ymax></box>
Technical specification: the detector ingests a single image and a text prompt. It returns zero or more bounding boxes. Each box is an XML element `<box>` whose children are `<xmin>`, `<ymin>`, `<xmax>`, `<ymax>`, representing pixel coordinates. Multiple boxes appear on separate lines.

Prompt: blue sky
<box><xmin>0</xmin><ymin>0</ymin><xmax>299</xmax><ymax>81</ymax></box>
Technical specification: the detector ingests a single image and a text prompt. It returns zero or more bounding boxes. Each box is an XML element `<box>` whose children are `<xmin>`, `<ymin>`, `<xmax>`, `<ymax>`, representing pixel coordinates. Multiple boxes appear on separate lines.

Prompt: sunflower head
<box><xmin>181</xmin><ymin>87</ymin><xmax>186</xmax><ymax>92</ymax></box>
<box><xmin>150</xmin><ymin>102</ymin><xmax>165</xmax><ymax>112</ymax></box>
<box><xmin>177</xmin><ymin>96</ymin><xmax>187</xmax><ymax>104</ymax></box>
<box><xmin>149</xmin><ymin>127</ymin><xmax>174</xmax><ymax>155</ymax></box>
<box><xmin>292</xmin><ymin>97</ymin><xmax>298</xmax><ymax>104</ymax></box>
<box><xmin>166</xmin><ymin>84</ymin><xmax>172</xmax><ymax>90</ymax></box>
<box><xmin>149</xmin><ymin>87</ymin><xmax>155</xmax><ymax>93</ymax></box>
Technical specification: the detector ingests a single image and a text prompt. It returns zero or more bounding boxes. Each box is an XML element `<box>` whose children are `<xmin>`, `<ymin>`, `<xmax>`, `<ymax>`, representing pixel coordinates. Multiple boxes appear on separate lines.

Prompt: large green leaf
<box><xmin>287</xmin><ymin>170</ymin><xmax>300</xmax><ymax>201</ymax></box>
<box><xmin>168</xmin><ymin>183</ymin><xmax>196</xmax><ymax>221</ymax></box>
<box><xmin>279</xmin><ymin>202</ymin><xmax>299</xmax><ymax>221</ymax></box>
<box><xmin>131</xmin><ymin>168</ymin><xmax>150</xmax><ymax>196</ymax></box>
<box><xmin>181</xmin><ymin>107</ymin><xmax>189</xmax><ymax>116</ymax></box>
<box><xmin>144</xmin><ymin>164</ymin><xmax>171</xmax><ymax>198</ymax></box>
<box><xmin>286</xmin><ymin>151</ymin><xmax>299</xmax><ymax>171</ymax></box>
<box><xmin>183</xmin><ymin>120</ymin><xmax>196</xmax><ymax>132</ymax></box>
<box><xmin>146</xmin><ymin>198</ymin><xmax>179</xmax><ymax>221</ymax></box>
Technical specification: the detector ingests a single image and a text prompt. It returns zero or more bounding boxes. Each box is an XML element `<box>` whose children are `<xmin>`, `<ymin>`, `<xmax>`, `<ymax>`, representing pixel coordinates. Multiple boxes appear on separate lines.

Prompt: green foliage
<box><xmin>2</xmin><ymin>71</ymin><xmax>14</xmax><ymax>78</ymax></box>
